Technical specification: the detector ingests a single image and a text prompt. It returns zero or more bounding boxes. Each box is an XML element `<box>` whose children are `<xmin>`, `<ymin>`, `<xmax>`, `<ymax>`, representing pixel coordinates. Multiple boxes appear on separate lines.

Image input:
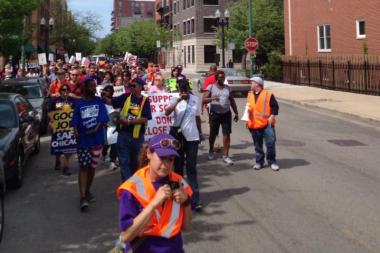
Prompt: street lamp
<box><xmin>215</xmin><ymin>9</ymin><xmax>230</xmax><ymax>68</ymax></box>
<box><xmin>40</xmin><ymin>17</ymin><xmax>54</xmax><ymax>60</ymax></box>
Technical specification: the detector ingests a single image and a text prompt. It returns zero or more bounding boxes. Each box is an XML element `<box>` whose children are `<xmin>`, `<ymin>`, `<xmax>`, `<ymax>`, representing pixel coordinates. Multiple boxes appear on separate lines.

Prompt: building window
<box><xmin>356</xmin><ymin>20</ymin><xmax>366</xmax><ymax>39</ymax></box>
<box><xmin>132</xmin><ymin>2</ymin><xmax>142</xmax><ymax>15</ymax></box>
<box><xmin>192</xmin><ymin>45</ymin><xmax>195</xmax><ymax>63</ymax></box>
<box><xmin>191</xmin><ymin>19</ymin><xmax>195</xmax><ymax>33</ymax></box>
<box><xmin>174</xmin><ymin>2</ymin><xmax>176</xmax><ymax>14</ymax></box>
<box><xmin>191</xmin><ymin>0</ymin><xmax>194</xmax><ymax>6</ymax></box>
<box><xmin>317</xmin><ymin>24</ymin><xmax>331</xmax><ymax>52</ymax></box>
<box><xmin>204</xmin><ymin>0</ymin><xmax>218</xmax><ymax>5</ymax></box>
<box><xmin>204</xmin><ymin>45</ymin><xmax>216</xmax><ymax>63</ymax></box>
<box><xmin>184</xmin><ymin>46</ymin><xmax>186</xmax><ymax>64</ymax></box>
<box><xmin>188</xmin><ymin>46</ymin><xmax>191</xmax><ymax>63</ymax></box>
<box><xmin>183</xmin><ymin>0</ymin><xmax>186</xmax><ymax>9</ymax></box>
<box><xmin>183</xmin><ymin>22</ymin><xmax>186</xmax><ymax>35</ymax></box>
<box><xmin>187</xmin><ymin>0</ymin><xmax>190</xmax><ymax>8</ymax></box>
<box><xmin>187</xmin><ymin>20</ymin><xmax>190</xmax><ymax>34</ymax></box>
<box><xmin>204</xmin><ymin>18</ymin><xmax>217</xmax><ymax>33</ymax></box>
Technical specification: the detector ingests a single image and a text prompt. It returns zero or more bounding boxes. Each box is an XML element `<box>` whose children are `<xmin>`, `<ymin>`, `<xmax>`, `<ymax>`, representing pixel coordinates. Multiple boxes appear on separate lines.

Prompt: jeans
<box><xmin>250</xmin><ymin>125</ymin><xmax>277</xmax><ymax>165</ymax></box>
<box><xmin>174</xmin><ymin>139</ymin><xmax>200</xmax><ymax>206</ymax></box>
<box><xmin>117</xmin><ymin>131</ymin><xmax>144</xmax><ymax>181</ymax></box>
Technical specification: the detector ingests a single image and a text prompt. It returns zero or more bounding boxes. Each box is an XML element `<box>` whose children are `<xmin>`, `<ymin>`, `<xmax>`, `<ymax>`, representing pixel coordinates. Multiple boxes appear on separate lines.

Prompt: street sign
<box><xmin>245</xmin><ymin>37</ymin><xmax>259</xmax><ymax>53</ymax></box>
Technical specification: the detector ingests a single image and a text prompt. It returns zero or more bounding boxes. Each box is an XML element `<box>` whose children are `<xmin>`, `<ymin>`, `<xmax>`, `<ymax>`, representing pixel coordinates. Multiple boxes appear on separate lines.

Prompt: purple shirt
<box><xmin>119</xmin><ymin>176</ymin><xmax>185</xmax><ymax>253</ymax></box>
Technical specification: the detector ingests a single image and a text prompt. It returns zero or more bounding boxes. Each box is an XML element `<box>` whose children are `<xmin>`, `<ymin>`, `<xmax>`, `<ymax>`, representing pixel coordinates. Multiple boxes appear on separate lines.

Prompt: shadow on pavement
<box><xmin>277</xmin><ymin>158</ymin><xmax>310</xmax><ymax>169</ymax></box>
<box><xmin>201</xmin><ymin>187</ymin><xmax>250</xmax><ymax>206</ymax></box>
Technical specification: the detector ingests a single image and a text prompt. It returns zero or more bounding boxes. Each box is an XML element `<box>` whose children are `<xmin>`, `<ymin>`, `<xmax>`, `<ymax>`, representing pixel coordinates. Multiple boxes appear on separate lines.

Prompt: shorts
<box><xmin>209</xmin><ymin>110</ymin><xmax>232</xmax><ymax>137</ymax></box>
<box><xmin>77</xmin><ymin>146</ymin><xmax>103</xmax><ymax>169</ymax></box>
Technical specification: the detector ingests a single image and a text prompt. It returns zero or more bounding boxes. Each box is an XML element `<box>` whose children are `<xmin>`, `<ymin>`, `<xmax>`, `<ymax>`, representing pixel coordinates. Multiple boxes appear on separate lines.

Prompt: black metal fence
<box><xmin>282</xmin><ymin>56</ymin><xmax>380</xmax><ymax>96</ymax></box>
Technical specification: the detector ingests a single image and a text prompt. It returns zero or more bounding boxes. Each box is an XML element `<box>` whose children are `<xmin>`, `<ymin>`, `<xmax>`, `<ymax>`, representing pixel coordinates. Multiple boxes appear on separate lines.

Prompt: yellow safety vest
<box><xmin>120</xmin><ymin>95</ymin><xmax>147</xmax><ymax>139</ymax></box>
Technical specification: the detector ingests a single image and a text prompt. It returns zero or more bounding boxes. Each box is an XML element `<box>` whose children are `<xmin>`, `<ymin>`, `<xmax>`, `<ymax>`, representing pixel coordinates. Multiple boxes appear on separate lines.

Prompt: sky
<box><xmin>67</xmin><ymin>0</ymin><xmax>113</xmax><ymax>38</ymax></box>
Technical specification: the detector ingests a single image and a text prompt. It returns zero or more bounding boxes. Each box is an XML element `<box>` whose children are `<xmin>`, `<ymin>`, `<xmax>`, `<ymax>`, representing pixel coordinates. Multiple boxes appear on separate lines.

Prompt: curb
<box><xmin>277</xmin><ymin>97</ymin><xmax>380</xmax><ymax>129</ymax></box>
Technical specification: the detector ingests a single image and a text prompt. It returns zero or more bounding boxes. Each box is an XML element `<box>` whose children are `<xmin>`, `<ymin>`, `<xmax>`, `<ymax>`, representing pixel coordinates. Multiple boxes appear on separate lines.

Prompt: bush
<box><xmin>260</xmin><ymin>51</ymin><xmax>283</xmax><ymax>81</ymax></box>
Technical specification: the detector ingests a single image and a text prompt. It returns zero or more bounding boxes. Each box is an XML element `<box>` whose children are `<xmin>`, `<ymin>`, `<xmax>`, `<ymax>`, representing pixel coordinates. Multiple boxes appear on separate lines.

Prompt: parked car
<box><xmin>0</xmin><ymin>93</ymin><xmax>40</xmax><ymax>189</ymax></box>
<box><xmin>0</xmin><ymin>77</ymin><xmax>49</xmax><ymax>134</ymax></box>
<box><xmin>0</xmin><ymin>151</ymin><xmax>4</xmax><ymax>243</ymax></box>
<box><xmin>220</xmin><ymin>68</ymin><xmax>250</xmax><ymax>94</ymax></box>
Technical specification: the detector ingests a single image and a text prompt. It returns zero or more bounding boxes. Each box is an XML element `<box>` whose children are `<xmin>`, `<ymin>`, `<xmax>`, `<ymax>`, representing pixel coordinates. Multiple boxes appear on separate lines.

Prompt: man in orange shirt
<box><xmin>49</xmin><ymin>69</ymin><xmax>66</xmax><ymax>96</ymax></box>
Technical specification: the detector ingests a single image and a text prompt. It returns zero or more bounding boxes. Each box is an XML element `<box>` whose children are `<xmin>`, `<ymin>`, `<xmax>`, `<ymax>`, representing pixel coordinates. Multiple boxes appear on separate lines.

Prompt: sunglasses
<box><xmin>155</xmin><ymin>79</ymin><xmax>163</xmax><ymax>81</ymax></box>
<box><xmin>152</xmin><ymin>139</ymin><xmax>181</xmax><ymax>150</ymax></box>
<box><xmin>60</xmin><ymin>89</ymin><xmax>69</xmax><ymax>92</ymax></box>
<box><xmin>129</xmin><ymin>84</ymin><xmax>136</xmax><ymax>88</ymax></box>
<box><xmin>71</xmin><ymin>74</ymin><xmax>78</xmax><ymax>76</ymax></box>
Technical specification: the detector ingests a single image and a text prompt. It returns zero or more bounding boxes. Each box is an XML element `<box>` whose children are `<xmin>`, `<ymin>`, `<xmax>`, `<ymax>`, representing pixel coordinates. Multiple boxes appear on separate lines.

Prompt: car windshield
<box><xmin>0</xmin><ymin>83</ymin><xmax>42</xmax><ymax>99</ymax></box>
<box><xmin>223</xmin><ymin>69</ymin><xmax>245</xmax><ymax>77</ymax></box>
<box><xmin>0</xmin><ymin>100</ymin><xmax>17</xmax><ymax>128</ymax></box>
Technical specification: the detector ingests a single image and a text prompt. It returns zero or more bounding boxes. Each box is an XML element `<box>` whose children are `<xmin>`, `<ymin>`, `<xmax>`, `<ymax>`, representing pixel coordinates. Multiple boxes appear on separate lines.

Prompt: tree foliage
<box><xmin>217</xmin><ymin>0</ymin><xmax>284</xmax><ymax>77</ymax></box>
<box><xmin>96</xmin><ymin>20</ymin><xmax>171</xmax><ymax>59</ymax></box>
<box><xmin>0</xmin><ymin>0</ymin><xmax>40</xmax><ymax>57</ymax></box>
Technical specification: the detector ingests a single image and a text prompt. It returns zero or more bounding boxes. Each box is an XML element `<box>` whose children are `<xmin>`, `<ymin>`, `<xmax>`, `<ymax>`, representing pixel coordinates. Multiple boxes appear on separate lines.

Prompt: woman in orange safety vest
<box><xmin>117</xmin><ymin>133</ymin><xmax>193</xmax><ymax>253</ymax></box>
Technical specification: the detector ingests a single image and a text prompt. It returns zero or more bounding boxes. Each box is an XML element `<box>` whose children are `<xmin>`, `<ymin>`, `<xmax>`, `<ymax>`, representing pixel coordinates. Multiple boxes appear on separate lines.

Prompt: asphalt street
<box><xmin>0</xmin><ymin>94</ymin><xmax>380</xmax><ymax>253</ymax></box>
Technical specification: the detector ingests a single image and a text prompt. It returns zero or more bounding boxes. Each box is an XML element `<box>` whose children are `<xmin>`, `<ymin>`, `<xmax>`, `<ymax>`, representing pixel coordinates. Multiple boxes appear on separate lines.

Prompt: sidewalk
<box><xmin>265</xmin><ymin>81</ymin><xmax>380</xmax><ymax>124</ymax></box>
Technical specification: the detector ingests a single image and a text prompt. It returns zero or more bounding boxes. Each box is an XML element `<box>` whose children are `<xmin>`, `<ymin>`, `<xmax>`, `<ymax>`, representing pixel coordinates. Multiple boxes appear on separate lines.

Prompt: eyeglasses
<box><xmin>71</xmin><ymin>74</ymin><xmax>78</xmax><ymax>76</ymax></box>
<box><xmin>60</xmin><ymin>89</ymin><xmax>69</xmax><ymax>92</ymax></box>
<box><xmin>129</xmin><ymin>84</ymin><xmax>136</xmax><ymax>88</ymax></box>
<box><xmin>151</xmin><ymin>139</ymin><xmax>180</xmax><ymax>150</ymax></box>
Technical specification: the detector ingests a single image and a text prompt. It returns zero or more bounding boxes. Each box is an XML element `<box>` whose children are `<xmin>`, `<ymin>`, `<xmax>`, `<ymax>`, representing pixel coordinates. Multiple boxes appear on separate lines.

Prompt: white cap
<box><xmin>250</xmin><ymin>76</ymin><xmax>264</xmax><ymax>86</ymax></box>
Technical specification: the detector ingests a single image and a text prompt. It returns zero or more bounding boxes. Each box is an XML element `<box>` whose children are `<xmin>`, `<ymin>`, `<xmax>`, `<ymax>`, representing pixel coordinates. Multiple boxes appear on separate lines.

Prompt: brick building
<box><xmin>112</xmin><ymin>0</ymin><xmax>155</xmax><ymax>31</ymax></box>
<box><xmin>284</xmin><ymin>0</ymin><xmax>380</xmax><ymax>56</ymax></box>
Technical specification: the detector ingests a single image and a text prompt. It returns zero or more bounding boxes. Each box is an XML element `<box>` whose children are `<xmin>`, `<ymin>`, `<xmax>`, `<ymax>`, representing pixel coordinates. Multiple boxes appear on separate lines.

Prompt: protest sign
<box><xmin>69</xmin><ymin>56</ymin><xmax>76</xmax><ymax>64</ymax></box>
<box><xmin>75</xmin><ymin>52</ymin><xmax>82</xmax><ymax>62</ymax></box>
<box><xmin>145</xmin><ymin>93</ymin><xmax>179</xmax><ymax>140</ymax></box>
<box><xmin>96</xmin><ymin>85</ymin><xmax>126</xmax><ymax>97</ymax></box>
<box><xmin>38</xmin><ymin>53</ymin><xmax>47</xmax><ymax>65</ymax></box>
<box><xmin>49</xmin><ymin>53</ymin><xmax>54</xmax><ymax>62</ymax></box>
<box><xmin>64</xmin><ymin>53</ymin><xmax>70</xmax><ymax>63</ymax></box>
<box><xmin>48</xmin><ymin>104</ymin><xmax>77</xmax><ymax>154</ymax></box>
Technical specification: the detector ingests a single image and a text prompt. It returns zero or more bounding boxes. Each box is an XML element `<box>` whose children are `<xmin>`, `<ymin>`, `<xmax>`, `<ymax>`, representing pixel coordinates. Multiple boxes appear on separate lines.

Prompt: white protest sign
<box><xmin>124</xmin><ymin>52</ymin><xmax>130</xmax><ymax>61</ymax></box>
<box><xmin>38</xmin><ymin>53</ymin><xmax>47</xmax><ymax>65</ymax></box>
<box><xmin>96</xmin><ymin>85</ymin><xmax>126</xmax><ymax>97</ymax></box>
<box><xmin>81</xmin><ymin>57</ymin><xmax>86</xmax><ymax>65</ymax></box>
<box><xmin>75</xmin><ymin>52</ymin><xmax>82</xmax><ymax>62</ymax></box>
<box><xmin>144</xmin><ymin>93</ymin><xmax>179</xmax><ymax>140</ymax></box>
<box><xmin>49</xmin><ymin>53</ymin><xmax>54</xmax><ymax>62</ymax></box>
<box><xmin>127</xmin><ymin>55</ymin><xmax>137</xmax><ymax>66</ymax></box>
<box><xmin>64</xmin><ymin>53</ymin><xmax>69</xmax><ymax>63</ymax></box>
<box><xmin>69</xmin><ymin>56</ymin><xmax>76</xmax><ymax>64</ymax></box>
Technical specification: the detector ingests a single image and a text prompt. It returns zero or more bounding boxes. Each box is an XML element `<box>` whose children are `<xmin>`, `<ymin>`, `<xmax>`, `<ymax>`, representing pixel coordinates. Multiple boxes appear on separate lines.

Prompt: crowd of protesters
<box><xmin>1</xmin><ymin>57</ymin><xmax>280</xmax><ymax>252</ymax></box>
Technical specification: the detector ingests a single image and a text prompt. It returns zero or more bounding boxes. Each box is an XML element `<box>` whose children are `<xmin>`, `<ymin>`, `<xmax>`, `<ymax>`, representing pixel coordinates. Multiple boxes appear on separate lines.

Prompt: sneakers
<box><xmin>194</xmin><ymin>203</ymin><xmax>203</xmax><ymax>212</ymax></box>
<box><xmin>270</xmin><ymin>163</ymin><xmax>280</xmax><ymax>171</ymax></box>
<box><xmin>208</xmin><ymin>152</ymin><xmax>214</xmax><ymax>160</ymax></box>
<box><xmin>80</xmin><ymin>198</ymin><xmax>89</xmax><ymax>212</ymax></box>
<box><xmin>86</xmin><ymin>192</ymin><xmax>96</xmax><ymax>203</ymax></box>
<box><xmin>222</xmin><ymin>156</ymin><xmax>234</xmax><ymax>165</ymax></box>
<box><xmin>253</xmin><ymin>163</ymin><xmax>262</xmax><ymax>170</ymax></box>
<box><xmin>109</xmin><ymin>162</ymin><xmax>118</xmax><ymax>170</ymax></box>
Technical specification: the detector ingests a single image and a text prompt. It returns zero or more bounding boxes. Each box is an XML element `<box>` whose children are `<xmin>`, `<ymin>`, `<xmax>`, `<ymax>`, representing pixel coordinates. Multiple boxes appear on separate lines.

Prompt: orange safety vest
<box><xmin>246</xmin><ymin>90</ymin><xmax>275</xmax><ymax>129</ymax></box>
<box><xmin>117</xmin><ymin>166</ymin><xmax>193</xmax><ymax>239</ymax></box>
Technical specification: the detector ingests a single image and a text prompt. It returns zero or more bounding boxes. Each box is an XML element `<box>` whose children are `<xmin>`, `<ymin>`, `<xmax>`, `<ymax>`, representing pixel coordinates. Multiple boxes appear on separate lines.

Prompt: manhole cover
<box><xmin>327</xmin><ymin>139</ymin><xmax>367</xmax><ymax>147</ymax></box>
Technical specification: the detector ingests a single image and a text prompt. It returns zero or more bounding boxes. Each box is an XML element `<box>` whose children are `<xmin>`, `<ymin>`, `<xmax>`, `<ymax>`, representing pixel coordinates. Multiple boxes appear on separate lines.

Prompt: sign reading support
<box><xmin>145</xmin><ymin>93</ymin><xmax>179</xmax><ymax>141</ymax></box>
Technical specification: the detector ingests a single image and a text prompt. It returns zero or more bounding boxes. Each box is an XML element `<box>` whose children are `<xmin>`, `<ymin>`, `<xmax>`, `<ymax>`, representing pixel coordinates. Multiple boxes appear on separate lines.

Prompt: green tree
<box><xmin>218</xmin><ymin>0</ymin><xmax>284</xmax><ymax>78</ymax></box>
<box><xmin>94</xmin><ymin>33</ymin><xmax>119</xmax><ymax>56</ymax></box>
<box><xmin>102</xmin><ymin>20</ymin><xmax>170</xmax><ymax>60</ymax></box>
<box><xmin>0</xmin><ymin>0</ymin><xmax>40</xmax><ymax>57</ymax></box>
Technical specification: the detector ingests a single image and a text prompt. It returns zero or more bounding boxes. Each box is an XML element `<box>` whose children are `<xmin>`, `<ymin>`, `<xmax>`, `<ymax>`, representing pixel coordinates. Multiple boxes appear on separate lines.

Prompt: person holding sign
<box><xmin>165</xmin><ymin>80</ymin><xmax>203</xmax><ymax>211</ymax></box>
<box><xmin>48</xmin><ymin>84</ymin><xmax>76</xmax><ymax>176</ymax></box>
<box><xmin>103</xmin><ymin>77</ymin><xmax>152</xmax><ymax>181</ymax></box>
<box><xmin>72</xmin><ymin>78</ymin><xmax>109</xmax><ymax>211</ymax></box>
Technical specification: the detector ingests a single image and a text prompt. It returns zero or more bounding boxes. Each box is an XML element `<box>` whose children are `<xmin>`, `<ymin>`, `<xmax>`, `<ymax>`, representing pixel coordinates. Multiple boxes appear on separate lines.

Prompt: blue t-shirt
<box><xmin>119</xmin><ymin>176</ymin><xmax>185</xmax><ymax>253</ymax></box>
<box><xmin>112</xmin><ymin>93</ymin><xmax>152</xmax><ymax>135</ymax></box>
<box><xmin>71</xmin><ymin>96</ymin><xmax>109</xmax><ymax>148</ymax></box>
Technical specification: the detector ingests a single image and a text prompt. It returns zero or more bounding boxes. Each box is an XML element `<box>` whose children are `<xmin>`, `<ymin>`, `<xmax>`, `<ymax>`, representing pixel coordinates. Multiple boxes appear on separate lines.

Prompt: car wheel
<box><xmin>11</xmin><ymin>152</ymin><xmax>24</xmax><ymax>189</ymax></box>
<box><xmin>0</xmin><ymin>182</ymin><xmax>4</xmax><ymax>243</ymax></box>
<box><xmin>32</xmin><ymin>135</ymin><xmax>40</xmax><ymax>155</ymax></box>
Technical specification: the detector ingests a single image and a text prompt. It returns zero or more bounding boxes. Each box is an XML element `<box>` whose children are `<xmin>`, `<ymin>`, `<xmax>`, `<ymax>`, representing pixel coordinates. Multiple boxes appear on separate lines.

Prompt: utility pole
<box><xmin>248</xmin><ymin>0</ymin><xmax>254</xmax><ymax>76</ymax></box>
<box><xmin>20</xmin><ymin>16</ymin><xmax>26</xmax><ymax>77</ymax></box>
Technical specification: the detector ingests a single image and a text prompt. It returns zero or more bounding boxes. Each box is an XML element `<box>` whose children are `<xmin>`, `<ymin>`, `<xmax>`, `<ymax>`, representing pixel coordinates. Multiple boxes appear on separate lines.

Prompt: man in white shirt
<box><xmin>165</xmin><ymin>80</ymin><xmax>203</xmax><ymax>211</ymax></box>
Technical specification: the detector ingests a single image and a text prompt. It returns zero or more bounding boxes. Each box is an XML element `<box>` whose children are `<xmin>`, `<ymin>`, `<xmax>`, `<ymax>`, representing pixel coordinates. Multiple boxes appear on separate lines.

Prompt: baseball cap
<box><xmin>148</xmin><ymin>133</ymin><xmax>179</xmax><ymax>157</ymax></box>
<box><xmin>176</xmin><ymin>64</ymin><xmax>183</xmax><ymax>70</ymax></box>
<box><xmin>131</xmin><ymin>77</ymin><xmax>146</xmax><ymax>87</ymax></box>
<box><xmin>250</xmin><ymin>76</ymin><xmax>264</xmax><ymax>86</ymax></box>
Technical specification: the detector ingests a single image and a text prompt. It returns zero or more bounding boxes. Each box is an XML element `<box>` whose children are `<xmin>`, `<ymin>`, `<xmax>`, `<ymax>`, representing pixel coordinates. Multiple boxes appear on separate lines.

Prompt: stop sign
<box><xmin>245</xmin><ymin>38</ymin><xmax>259</xmax><ymax>52</ymax></box>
